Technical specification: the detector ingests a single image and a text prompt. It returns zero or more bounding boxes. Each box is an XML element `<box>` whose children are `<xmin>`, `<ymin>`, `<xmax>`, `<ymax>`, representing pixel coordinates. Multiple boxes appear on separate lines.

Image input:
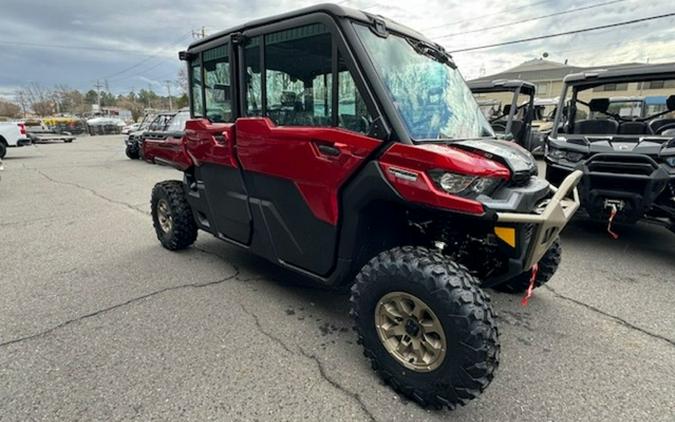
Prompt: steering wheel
<box><xmin>491</xmin><ymin>122</ymin><xmax>507</xmax><ymax>133</ymax></box>
<box><xmin>656</xmin><ymin>123</ymin><xmax>675</xmax><ymax>135</ymax></box>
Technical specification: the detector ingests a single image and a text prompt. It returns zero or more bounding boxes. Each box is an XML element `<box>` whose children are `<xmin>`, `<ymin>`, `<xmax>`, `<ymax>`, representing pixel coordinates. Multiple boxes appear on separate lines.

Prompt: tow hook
<box><xmin>521</xmin><ymin>263</ymin><xmax>539</xmax><ymax>307</ymax></box>
<box><xmin>604</xmin><ymin>199</ymin><xmax>624</xmax><ymax>240</ymax></box>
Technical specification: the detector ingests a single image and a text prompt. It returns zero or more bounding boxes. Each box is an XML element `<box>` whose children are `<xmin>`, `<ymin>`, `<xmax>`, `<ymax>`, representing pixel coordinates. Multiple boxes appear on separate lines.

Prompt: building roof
<box><xmin>564</xmin><ymin>62</ymin><xmax>675</xmax><ymax>87</ymax></box>
<box><xmin>470</xmin><ymin>58</ymin><xmax>647</xmax><ymax>84</ymax></box>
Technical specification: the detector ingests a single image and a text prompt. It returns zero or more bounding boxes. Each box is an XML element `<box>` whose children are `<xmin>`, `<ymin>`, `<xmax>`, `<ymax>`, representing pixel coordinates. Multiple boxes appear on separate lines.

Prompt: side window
<box><xmin>244</xmin><ymin>37</ymin><xmax>262</xmax><ymax>116</ymax></box>
<box><xmin>166</xmin><ymin>112</ymin><xmax>189</xmax><ymax>132</ymax></box>
<box><xmin>264</xmin><ymin>24</ymin><xmax>333</xmax><ymax>127</ymax></box>
<box><xmin>203</xmin><ymin>45</ymin><xmax>233</xmax><ymax>122</ymax></box>
<box><xmin>190</xmin><ymin>60</ymin><xmax>204</xmax><ymax>117</ymax></box>
<box><xmin>338</xmin><ymin>52</ymin><xmax>371</xmax><ymax>134</ymax></box>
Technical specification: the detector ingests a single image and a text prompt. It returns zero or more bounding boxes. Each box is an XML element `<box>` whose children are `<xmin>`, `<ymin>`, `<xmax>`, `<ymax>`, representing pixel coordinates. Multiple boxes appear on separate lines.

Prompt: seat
<box><xmin>618</xmin><ymin>121</ymin><xmax>648</xmax><ymax>135</ymax></box>
<box><xmin>649</xmin><ymin>118</ymin><xmax>675</xmax><ymax>134</ymax></box>
<box><xmin>573</xmin><ymin>119</ymin><xmax>619</xmax><ymax>135</ymax></box>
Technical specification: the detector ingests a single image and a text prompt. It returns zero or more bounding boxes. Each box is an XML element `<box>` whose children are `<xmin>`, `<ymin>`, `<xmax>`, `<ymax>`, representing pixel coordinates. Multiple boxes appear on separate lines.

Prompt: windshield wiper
<box><xmin>407</xmin><ymin>39</ymin><xmax>457</xmax><ymax>68</ymax></box>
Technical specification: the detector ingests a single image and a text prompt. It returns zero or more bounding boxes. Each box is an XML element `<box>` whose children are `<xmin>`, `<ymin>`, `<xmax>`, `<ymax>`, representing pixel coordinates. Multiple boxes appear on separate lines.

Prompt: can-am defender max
<box><xmin>545</xmin><ymin>64</ymin><xmax>675</xmax><ymax>234</ymax></box>
<box><xmin>468</xmin><ymin>79</ymin><xmax>545</xmax><ymax>155</ymax></box>
<box><xmin>150</xmin><ymin>4</ymin><xmax>581</xmax><ymax>410</ymax></box>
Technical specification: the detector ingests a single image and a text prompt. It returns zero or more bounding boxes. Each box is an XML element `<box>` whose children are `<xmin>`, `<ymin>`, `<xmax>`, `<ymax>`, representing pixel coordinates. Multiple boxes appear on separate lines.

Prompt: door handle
<box><xmin>314</xmin><ymin>140</ymin><xmax>345</xmax><ymax>157</ymax></box>
<box><xmin>317</xmin><ymin>144</ymin><xmax>341</xmax><ymax>157</ymax></box>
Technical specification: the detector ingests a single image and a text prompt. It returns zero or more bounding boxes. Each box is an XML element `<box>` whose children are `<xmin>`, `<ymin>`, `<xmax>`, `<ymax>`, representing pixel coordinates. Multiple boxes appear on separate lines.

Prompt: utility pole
<box><xmin>192</xmin><ymin>26</ymin><xmax>207</xmax><ymax>40</ymax></box>
<box><xmin>93</xmin><ymin>80</ymin><xmax>104</xmax><ymax>110</ymax></box>
<box><xmin>164</xmin><ymin>80</ymin><xmax>173</xmax><ymax>111</ymax></box>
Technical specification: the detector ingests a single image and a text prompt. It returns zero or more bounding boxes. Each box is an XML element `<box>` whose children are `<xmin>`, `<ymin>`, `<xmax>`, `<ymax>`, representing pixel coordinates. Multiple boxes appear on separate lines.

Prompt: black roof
<box><xmin>467</xmin><ymin>79</ymin><xmax>536</xmax><ymax>95</ymax></box>
<box><xmin>564</xmin><ymin>63</ymin><xmax>675</xmax><ymax>88</ymax></box>
<box><xmin>187</xmin><ymin>3</ymin><xmax>430</xmax><ymax>51</ymax></box>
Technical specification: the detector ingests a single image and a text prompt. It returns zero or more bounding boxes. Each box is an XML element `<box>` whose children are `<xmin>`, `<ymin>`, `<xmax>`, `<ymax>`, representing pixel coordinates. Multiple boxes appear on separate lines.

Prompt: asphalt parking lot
<box><xmin>1</xmin><ymin>135</ymin><xmax>673</xmax><ymax>421</ymax></box>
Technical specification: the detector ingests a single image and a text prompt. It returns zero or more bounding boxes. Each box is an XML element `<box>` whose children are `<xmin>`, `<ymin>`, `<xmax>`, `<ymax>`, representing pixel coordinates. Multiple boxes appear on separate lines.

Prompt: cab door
<box><xmin>184</xmin><ymin>39</ymin><xmax>252</xmax><ymax>245</ymax></box>
<box><xmin>234</xmin><ymin>19</ymin><xmax>383</xmax><ymax>275</ymax></box>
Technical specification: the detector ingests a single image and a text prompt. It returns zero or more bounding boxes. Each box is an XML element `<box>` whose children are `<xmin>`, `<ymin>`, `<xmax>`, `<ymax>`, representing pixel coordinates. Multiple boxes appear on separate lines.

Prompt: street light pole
<box><xmin>164</xmin><ymin>80</ymin><xmax>173</xmax><ymax>111</ymax></box>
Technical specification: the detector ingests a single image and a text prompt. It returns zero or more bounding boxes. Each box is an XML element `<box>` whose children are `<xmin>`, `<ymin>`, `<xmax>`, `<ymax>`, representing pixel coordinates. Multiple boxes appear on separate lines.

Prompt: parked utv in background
<box><xmin>546</xmin><ymin>64</ymin><xmax>675</xmax><ymax>233</ymax></box>
<box><xmin>141</xmin><ymin>109</ymin><xmax>190</xmax><ymax>165</ymax></box>
<box><xmin>468</xmin><ymin>79</ymin><xmax>544</xmax><ymax>155</ymax></box>
<box><xmin>124</xmin><ymin>112</ymin><xmax>174</xmax><ymax>159</ymax></box>
<box><xmin>532</xmin><ymin>97</ymin><xmax>559</xmax><ymax>138</ymax></box>
<box><xmin>149</xmin><ymin>4</ymin><xmax>581</xmax><ymax>410</ymax></box>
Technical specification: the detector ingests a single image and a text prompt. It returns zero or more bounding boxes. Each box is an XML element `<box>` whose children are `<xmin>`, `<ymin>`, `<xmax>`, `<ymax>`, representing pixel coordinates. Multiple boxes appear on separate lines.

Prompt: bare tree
<box><xmin>0</xmin><ymin>100</ymin><xmax>22</xmax><ymax>118</ymax></box>
<box><xmin>177</xmin><ymin>67</ymin><xmax>188</xmax><ymax>94</ymax></box>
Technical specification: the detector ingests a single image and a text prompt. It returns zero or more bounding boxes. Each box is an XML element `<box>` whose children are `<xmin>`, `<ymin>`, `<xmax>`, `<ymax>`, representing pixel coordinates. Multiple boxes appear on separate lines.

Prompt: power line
<box><xmin>449</xmin><ymin>11</ymin><xmax>675</xmax><ymax>53</ymax></box>
<box><xmin>423</xmin><ymin>0</ymin><xmax>555</xmax><ymax>32</ymax></box>
<box><xmin>107</xmin><ymin>58</ymin><xmax>174</xmax><ymax>82</ymax></box>
<box><xmin>435</xmin><ymin>0</ymin><xmax>627</xmax><ymax>40</ymax></box>
<box><xmin>101</xmin><ymin>32</ymin><xmax>192</xmax><ymax>80</ymax></box>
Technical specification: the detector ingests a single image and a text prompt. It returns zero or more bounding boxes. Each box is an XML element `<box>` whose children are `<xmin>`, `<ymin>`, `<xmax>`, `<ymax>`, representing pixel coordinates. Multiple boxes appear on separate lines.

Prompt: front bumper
<box><xmin>124</xmin><ymin>138</ymin><xmax>139</xmax><ymax>147</ymax></box>
<box><xmin>579</xmin><ymin>154</ymin><xmax>672</xmax><ymax>223</ymax></box>
<box><xmin>495</xmin><ymin>170</ymin><xmax>582</xmax><ymax>272</ymax></box>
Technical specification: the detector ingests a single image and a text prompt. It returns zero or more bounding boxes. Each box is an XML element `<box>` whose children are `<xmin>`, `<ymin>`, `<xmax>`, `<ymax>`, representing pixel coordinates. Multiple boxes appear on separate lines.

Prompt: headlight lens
<box><xmin>549</xmin><ymin>148</ymin><xmax>567</xmax><ymax>160</ymax></box>
<box><xmin>566</xmin><ymin>151</ymin><xmax>585</xmax><ymax>162</ymax></box>
<box><xmin>548</xmin><ymin>147</ymin><xmax>585</xmax><ymax>163</ymax></box>
<box><xmin>665</xmin><ymin>157</ymin><xmax>675</xmax><ymax>167</ymax></box>
<box><xmin>430</xmin><ymin>171</ymin><xmax>501</xmax><ymax>198</ymax></box>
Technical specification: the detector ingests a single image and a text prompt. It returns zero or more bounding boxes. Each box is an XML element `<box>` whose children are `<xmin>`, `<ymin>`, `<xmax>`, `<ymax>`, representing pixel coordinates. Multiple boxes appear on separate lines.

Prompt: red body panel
<box><xmin>379</xmin><ymin>143</ymin><xmax>511</xmax><ymax>215</ymax></box>
<box><xmin>142</xmin><ymin>135</ymin><xmax>191</xmax><ymax>169</ymax></box>
<box><xmin>235</xmin><ymin>118</ymin><xmax>380</xmax><ymax>224</ymax></box>
<box><xmin>184</xmin><ymin>119</ymin><xmax>238</xmax><ymax>168</ymax></box>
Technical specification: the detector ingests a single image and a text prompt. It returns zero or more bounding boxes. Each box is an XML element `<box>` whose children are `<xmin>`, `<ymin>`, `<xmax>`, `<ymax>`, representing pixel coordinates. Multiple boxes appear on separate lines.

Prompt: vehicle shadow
<box><xmin>196</xmin><ymin>239</ymin><xmax>352</xmax><ymax>319</ymax></box>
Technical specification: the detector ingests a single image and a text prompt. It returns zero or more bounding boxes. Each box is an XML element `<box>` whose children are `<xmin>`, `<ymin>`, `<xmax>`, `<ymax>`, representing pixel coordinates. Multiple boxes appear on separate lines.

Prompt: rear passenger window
<box><xmin>203</xmin><ymin>45</ymin><xmax>233</xmax><ymax>122</ymax></box>
<box><xmin>264</xmin><ymin>24</ymin><xmax>333</xmax><ymax>127</ymax></box>
<box><xmin>190</xmin><ymin>60</ymin><xmax>204</xmax><ymax>117</ymax></box>
<box><xmin>244</xmin><ymin>36</ymin><xmax>263</xmax><ymax>116</ymax></box>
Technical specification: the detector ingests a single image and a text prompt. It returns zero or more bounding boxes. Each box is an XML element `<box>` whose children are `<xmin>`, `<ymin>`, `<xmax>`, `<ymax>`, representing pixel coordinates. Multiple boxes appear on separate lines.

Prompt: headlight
<box><xmin>548</xmin><ymin>147</ymin><xmax>585</xmax><ymax>163</ymax></box>
<box><xmin>429</xmin><ymin>170</ymin><xmax>501</xmax><ymax>198</ymax></box>
<box><xmin>665</xmin><ymin>157</ymin><xmax>675</xmax><ymax>167</ymax></box>
<box><xmin>566</xmin><ymin>151</ymin><xmax>585</xmax><ymax>163</ymax></box>
<box><xmin>548</xmin><ymin>148</ymin><xmax>567</xmax><ymax>161</ymax></box>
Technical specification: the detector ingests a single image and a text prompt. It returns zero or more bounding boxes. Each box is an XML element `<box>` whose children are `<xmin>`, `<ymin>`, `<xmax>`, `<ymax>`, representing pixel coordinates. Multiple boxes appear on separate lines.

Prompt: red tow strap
<box><xmin>521</xmin><ymin>263</ymin><xmax>539</xmax><ymax>307</ymax></box>
<box><xmin>607</xmin><ymin>205</ymin><xmax>620</xmax><ymax>240</ymax></box>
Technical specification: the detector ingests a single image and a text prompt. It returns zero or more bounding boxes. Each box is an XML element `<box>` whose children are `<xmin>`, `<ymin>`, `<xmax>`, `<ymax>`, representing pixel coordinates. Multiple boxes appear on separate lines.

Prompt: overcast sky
<box><xmin>1</xmin><ymin>0</ymin><xmax>674</xmax><ymax>99</ymax></box>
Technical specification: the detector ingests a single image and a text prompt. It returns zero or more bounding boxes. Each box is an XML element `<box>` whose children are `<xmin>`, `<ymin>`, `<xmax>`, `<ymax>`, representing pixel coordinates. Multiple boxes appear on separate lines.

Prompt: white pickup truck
<box><xmin>0</xmin><ymin>121</ymin><xmax>32</xmax><ymax>158</ymax></box>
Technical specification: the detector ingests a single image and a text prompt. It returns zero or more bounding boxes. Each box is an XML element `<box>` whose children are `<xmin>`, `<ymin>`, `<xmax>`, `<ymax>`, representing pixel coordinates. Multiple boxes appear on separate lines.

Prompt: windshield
<box><xmin>354</xmin><ymin>24</ymin><xmax>493</xmax><ymax>141</ymax></box>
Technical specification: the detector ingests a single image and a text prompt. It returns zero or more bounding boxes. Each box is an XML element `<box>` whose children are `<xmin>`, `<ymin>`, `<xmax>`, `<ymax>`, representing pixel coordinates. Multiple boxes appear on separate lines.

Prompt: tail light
<box><xmin>18</xmin><ymin>123</ymin><xmax>26</xmax><ymax>136</ymax></box>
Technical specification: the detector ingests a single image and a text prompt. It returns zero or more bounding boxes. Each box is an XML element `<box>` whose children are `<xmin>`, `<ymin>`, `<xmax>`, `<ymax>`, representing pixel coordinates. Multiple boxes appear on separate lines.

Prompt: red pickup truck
<box><xmin>140</xmin><ymin>109</ymin><xmax>190</xmax><ymax>167</ymax></box>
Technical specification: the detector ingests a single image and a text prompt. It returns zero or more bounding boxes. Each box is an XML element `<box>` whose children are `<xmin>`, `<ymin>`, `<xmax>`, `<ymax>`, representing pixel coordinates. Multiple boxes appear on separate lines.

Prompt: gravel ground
<box><xmin>0</xmin><ymin>136</ymin><xmax>673</xmax><ymax>421</ymax></box>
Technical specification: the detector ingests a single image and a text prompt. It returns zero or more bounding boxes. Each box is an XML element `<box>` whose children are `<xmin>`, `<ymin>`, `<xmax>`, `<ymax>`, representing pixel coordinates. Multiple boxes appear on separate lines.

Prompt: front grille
<box><xmin>586</xmin><ymin>154</ymin><xmax>657</xmax><ymax>176</ymax></box>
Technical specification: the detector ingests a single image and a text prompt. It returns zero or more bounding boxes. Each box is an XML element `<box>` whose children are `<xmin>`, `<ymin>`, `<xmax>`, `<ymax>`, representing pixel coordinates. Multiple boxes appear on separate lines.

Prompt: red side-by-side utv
<box><xmin>148</xmin><ymin>4</ymin><xmax>581</xmax><ymax>409</ymax></box>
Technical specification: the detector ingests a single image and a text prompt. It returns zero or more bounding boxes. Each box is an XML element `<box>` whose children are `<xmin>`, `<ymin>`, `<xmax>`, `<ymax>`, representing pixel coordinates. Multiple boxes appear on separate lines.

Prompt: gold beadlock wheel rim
<box><xmin>157</xmin><ymin>199</ymin><xmax>173</xmax><ymax>233</ymax></box>
<box><xmin>375</xmin><ymin>291</ymin><xmax>447</xmax><ymax>372</ymax></box>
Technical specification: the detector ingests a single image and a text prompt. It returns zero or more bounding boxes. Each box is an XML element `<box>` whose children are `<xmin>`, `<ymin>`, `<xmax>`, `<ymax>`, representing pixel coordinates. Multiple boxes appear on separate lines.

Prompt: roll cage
<box><xmin>179</xmin><ymin>3</ymin><xmax>478</xmax><ymax>147</ymax></box>
<box><xmin>551</xmin><ymin>63</ymin><xmax>675</xmax><ymax>137</ymax></box>
<box><xmin>468</xmin><ymin>79</ymin><xmax>536</xmax><ymax>146</ymax></box>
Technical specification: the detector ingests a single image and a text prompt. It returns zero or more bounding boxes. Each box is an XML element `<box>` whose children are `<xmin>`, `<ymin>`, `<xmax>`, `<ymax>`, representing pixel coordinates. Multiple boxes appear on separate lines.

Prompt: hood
<box><xmin>451</xmin><ymin>139</ymin><xmax>538</xmax><ymax>178</ymax></box>
<box><xmin>583</xmin><ymin>137</ymin><xmax>669</xmax><ymax>156</ymax></box>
